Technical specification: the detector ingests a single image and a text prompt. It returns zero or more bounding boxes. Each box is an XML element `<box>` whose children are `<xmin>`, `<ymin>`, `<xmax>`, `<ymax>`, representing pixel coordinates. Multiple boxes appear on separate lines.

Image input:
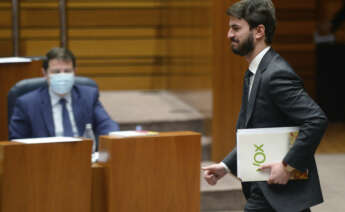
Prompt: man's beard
<box><xmin>231</xmin><ymin>33</ymin><xmax>254</xmax><ymax>56</ymax></box>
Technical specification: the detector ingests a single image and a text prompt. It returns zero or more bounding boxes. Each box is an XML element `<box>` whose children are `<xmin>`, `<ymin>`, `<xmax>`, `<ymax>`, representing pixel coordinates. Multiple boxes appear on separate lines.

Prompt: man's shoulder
<box><xmin>264</xmin><ymin>51</ymin><xmax>296</xmax><ymax>76</ymax></box>
<box><xmin>267</xmin><ymin>50</ymin><xmax>292</xmax><ymax>70</ymax></box>
<box><xmin>17</xmin><ymin>86</ymin><xmax>47</xmax><ymax>103</ymax></box>
<box><xmin>74</xmin><ymin>84</ymin><xmax>98</xmax><ymax>94</ymax></box>
<box><xmin>74</xmin><ymin>83</ymin><xmax>97</xmax><ymax>91</ymax></box>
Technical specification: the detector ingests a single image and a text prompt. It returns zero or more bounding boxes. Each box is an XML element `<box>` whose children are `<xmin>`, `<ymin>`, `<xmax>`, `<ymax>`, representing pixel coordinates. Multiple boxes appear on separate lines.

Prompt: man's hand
<box><xmin>260</xmin><ymin>162</ymin><xmax>291</xmax><ymax>185</ymax></box>
<box><xmin>202</xmin><ymin>163</ymin><xmax>227</xmax><ymax>185</ymax></box>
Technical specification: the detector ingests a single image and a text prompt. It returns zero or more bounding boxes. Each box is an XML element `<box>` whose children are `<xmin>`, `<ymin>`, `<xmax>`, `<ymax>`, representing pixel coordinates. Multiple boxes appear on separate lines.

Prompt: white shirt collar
<box><xmin>49</xmin><ymin>87</ymin><xmax>72</xmax><ymax>106</ymax></box>
<box><xmin>248</xmin><ymin>46</ymin><xmax>271</xmax><ymax>75</ymax></box>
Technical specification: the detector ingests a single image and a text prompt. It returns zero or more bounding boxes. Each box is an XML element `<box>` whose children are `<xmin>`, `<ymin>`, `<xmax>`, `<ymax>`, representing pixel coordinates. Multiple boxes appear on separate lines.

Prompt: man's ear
<box><xmin>255</xmin><ymin>24</ymin><xmax>266</xmax><ymax>41</ymax></box>
<box><xmin>42</xmin><ymin>68</ymin><xmax>48</xmax><ymax>80</ymax></box>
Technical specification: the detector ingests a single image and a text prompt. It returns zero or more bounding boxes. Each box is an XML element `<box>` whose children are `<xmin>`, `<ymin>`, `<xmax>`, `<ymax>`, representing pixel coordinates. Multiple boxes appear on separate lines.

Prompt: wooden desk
<box><xmin>93</xmin><ymin>131</ymin><xmax>201</xmax><ymax>212</ymax></box>
<box><xmin>0</xmin><ymin>60</ymin><xmax>42</xmax><ymax>140</ymax></box>
<box><xmin>0</xmin><ymin>139</ymin><xmax>92</xmax><ymax>212</ymax></box>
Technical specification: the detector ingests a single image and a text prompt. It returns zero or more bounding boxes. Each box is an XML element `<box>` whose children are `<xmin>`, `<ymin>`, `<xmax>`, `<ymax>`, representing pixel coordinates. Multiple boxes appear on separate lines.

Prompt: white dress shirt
<box><xmin>248</xmin><ymin>46</ymin><xmax>271</xmax><ymax>98</ymax></box>
<box><xmin>49</xmin><ymin>88</ymin><xmax>79</xmax><ymax>137</ymax></box>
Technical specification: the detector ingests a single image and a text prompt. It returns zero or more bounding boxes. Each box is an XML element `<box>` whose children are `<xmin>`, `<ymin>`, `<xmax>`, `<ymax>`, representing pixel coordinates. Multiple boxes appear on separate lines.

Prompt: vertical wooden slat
<box><xmin>59</xmin><ymin>0</ymin><xmax>67</xmax><ymax>48</ymax></box>
<box><xmin>11</xmin><ymin>0</ymin><xmax>19</xmax><ymax>56</ymax></box>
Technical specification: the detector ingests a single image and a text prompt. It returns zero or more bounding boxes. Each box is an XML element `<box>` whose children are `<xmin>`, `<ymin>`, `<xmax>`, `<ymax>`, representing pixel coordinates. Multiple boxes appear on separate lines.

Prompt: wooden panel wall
<box><xmin>0</xmin><ymin>0</ymin><xmax>212</xmax><ymax>91</ymax></box>
<box><xmin>160</xmin><ymin>1</ymin><xmax>212</xmax><ymax>91</ymax></box>
<box><xmin>0</xmin><ymin>1</ymin><xmax>12</xmax><ymax>57</ymax></box>
<box><xmin>212</xmin><ymin>0</ymin><xmax>247</xmax><ymax>162</ymax></box>
<box><xmin>212</xmin><ymin>0</ymin><xmax>318</xmax><ymax>161</ymax></box>
<box><xmin>272</xmin><ymin>0</ymin><xmax>317</xmax><ymax>99</ymax></box>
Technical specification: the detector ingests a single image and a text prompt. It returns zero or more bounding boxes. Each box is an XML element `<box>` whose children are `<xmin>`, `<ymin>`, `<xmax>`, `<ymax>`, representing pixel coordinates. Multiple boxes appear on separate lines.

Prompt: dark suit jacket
<box><xmin>9</xmin><ymin>84</ymin><xmax>119</xmax><ymax>141</ymax></box>
<box><xmin>223</xmin><ymin>49</ymin><xmax>328</xmax><ymax>212</ymax></box>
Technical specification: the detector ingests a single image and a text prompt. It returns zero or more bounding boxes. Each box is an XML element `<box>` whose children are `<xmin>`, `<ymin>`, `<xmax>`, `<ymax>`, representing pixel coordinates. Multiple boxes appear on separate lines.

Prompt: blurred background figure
<box><xmin>315</xmin><ymin>0</ymin><xmax>345</xmax><ymax>122</ymax></box>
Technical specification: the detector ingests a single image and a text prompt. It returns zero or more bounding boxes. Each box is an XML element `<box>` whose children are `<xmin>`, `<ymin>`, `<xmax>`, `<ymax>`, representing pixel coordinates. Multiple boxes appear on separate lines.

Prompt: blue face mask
<box><xmin>49</xmin><ymin>73</ymin><xmax>75</xmax><ymax>95</ymax></box>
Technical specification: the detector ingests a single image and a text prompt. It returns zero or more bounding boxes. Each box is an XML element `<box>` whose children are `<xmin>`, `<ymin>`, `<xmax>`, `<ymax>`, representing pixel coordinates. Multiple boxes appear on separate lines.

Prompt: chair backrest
<box><xmin>7</xmin><ymin>76</ymin><xmax>98</xmax><ymax>124</ymax></box>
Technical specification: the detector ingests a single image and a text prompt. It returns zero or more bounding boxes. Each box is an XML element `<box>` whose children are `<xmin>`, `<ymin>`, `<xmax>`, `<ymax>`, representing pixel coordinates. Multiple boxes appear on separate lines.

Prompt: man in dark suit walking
<box><xmin>203</xmin><ymin>0</ymin><xmax>328</xmax><ymax>211</ymax></box>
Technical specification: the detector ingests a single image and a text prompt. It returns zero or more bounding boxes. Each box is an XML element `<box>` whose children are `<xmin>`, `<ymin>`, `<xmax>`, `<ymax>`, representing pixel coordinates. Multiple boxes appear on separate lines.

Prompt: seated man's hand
<box><xmin>202</xmin><ymin>163</ymin><xmax>227</xmax><ymax>185</ymax></box>
<box><xmin>259</xmin><ymin>162</ymin><xmax>291</xmax><ymax>185</ymax></box>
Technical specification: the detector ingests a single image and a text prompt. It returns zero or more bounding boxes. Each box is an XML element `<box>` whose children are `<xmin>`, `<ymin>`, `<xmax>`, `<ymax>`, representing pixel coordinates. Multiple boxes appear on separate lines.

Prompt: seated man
<box><xmin>9</xmin><ymin>47</ymin><xmax>119</xmax><ymax>145</ymax></box>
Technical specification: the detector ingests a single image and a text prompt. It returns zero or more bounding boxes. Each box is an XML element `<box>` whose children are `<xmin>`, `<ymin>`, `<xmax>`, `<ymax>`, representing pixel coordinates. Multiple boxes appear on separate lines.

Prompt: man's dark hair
<box><xmin>42</xmin><ymin>47</ymin><xmax>76</xmax><ymax>71</ymax></box>
<box><xmin>227</xmin><ymin>0</ymin><xmax>276</xmax><ymax>44</ymax></box>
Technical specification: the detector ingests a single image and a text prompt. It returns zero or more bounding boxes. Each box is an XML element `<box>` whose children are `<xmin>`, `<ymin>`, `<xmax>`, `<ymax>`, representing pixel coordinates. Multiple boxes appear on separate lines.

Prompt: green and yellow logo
<box><xmin>253</xmin><ymin>144</ymin><xmax>265</xmax><ymax>171</ymax></box>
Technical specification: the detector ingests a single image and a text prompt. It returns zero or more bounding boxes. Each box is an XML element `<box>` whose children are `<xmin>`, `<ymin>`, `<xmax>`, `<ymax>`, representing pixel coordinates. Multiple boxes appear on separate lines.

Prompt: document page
<box><xmin>109</xmin><ymin>130</ymin><xmax>158</xmax><ymax>137</ymax></box>
<box><xmin>0</xmin><ymin>57</ymin><xmax>32</xmax><ymax>64</ymax></box>
<box><xmin>12</xmin><ymin>136</ymin><xmax>82</xmax><ymax>144</ymax></box>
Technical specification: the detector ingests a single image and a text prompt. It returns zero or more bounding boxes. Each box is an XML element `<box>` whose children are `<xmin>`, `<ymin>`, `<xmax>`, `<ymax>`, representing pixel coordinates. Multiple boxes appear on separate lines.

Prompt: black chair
<box><xmin>7</xmin><ymin>76</ymin><xmax>97</xmax><ymax>124</ymax></box>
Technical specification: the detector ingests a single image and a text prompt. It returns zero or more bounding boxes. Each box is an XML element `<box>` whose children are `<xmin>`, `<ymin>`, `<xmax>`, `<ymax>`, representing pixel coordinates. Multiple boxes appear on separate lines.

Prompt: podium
<box><xmin>94</xmin><ymin>131</ymin><xmax>201</xmax><ymax>212</ymax></box>
<box><xmin>0</xmin><ymin>139</ymin><xmax>92</xmax><ymax>212</ymax></box>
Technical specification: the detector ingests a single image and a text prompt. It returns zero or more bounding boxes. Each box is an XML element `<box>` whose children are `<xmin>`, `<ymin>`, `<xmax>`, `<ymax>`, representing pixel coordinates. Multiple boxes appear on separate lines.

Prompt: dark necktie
<box><xmin>243</xmin><ymin>69</ymin><xmax>253</xmax><ymax>109</ymax></box>
<box><xmin>59</xmin><ymin>98</ymin><xmax>73</xmax><ymax>137</ymax></box>
<box><xmin>238</xmin><ymin>70</ymin><xmax>253</xmax><ymax>129</ymax></box>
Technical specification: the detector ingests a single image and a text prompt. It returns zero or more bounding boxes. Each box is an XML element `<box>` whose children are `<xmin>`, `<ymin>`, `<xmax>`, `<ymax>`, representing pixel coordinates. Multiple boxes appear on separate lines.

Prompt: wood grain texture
<box><xmin>0</xmin><ymin>40</ymin><xmax>12</xmax><ymax>57</ymax></box>
<box><xmin>91</xmin><ymin>163</ymin><xmax>107</xmax><ymax>212</ymax></box>
<box><xmin>212</xmin><ymin>0</ymin><xmax>247</xmax><ymax>161</ymax></box>
<box><xmin>161</xmin><ymin>0</ymin><xmax>212</xmax><ymax>91</ymax></box>
<box><xmin>0</xmin><ymin>140</ymin><xmax>92</xmax><ymax>212</ymax></box>
<box><xmin>0</xmin><ymin>60</ymin><xmax>42</xmax><ymax>140</ymax></box>
<box><xmin>98</xmin><ymin>132</ymin><xmax>201</xmax><ymax>212</ymax></box>
<box><xmin>0</xmin><ymin>0</ymin><xmax>212</xmax><ymax>90</ymax></box>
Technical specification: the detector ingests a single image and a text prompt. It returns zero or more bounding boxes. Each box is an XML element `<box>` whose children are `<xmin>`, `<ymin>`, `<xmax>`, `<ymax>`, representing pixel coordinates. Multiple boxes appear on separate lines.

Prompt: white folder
<box><xmin>237</xmin><ymin>127</ymin><xmax>299</xmax><ymax>182</ymax></box>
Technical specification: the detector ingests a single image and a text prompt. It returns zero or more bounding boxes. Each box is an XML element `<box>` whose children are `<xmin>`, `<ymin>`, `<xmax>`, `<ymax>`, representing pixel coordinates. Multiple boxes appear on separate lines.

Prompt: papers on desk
<box><xmin>109</xmin><ymin>130</ymin><xmax>159</xmax><ymax>138</ymax></box>
<box><xmin>237</xmin><ymin>127</ymin><xmax>307</xmax><ymax>182</ymax></box>
<box><xmin>12</xmin><ymin>136</ymin><xmax>82</xmax><ymax>144</ymax></box>
<box><xmin>0</xmin><ymin>57</ymin><xmax>32</xmax><ymax>64</ymax></box>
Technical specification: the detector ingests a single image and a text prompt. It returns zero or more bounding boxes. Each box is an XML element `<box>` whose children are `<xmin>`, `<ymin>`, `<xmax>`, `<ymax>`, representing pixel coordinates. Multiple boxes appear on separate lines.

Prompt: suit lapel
<box><xmin>245</xmin><ymin>70</ymin><xmax>261</xmax><ymax>126</ymax></box>
<box><xmin>71</xmin><ymin>86</ymin><xmax>83</xmax><ymax>136</ymax></box>
<box><xmin>237</xmin><ymin>74</ymin><xmax>250</xmax><ymax>129</ymax></box>
<box><xmin>244</xmin><ymin>48</ymin><xmax>276</xmax><ymax>127</ymax></box>
<box><xmin>40</xmin><ymin>87</ymin><xmax>55</xmax><ymax>136</ymax></box>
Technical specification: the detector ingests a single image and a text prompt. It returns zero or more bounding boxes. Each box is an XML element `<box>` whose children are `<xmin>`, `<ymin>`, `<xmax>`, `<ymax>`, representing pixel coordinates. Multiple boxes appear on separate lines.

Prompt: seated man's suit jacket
<box><xmin>222</xmin><ymin>49</ymin><xmax>328</xmax><ymax>212</ymax></box>
<box><xmin>9</xmin><ymin>84</ymin><xmax>119</xmax><ymax>140</ymax></box>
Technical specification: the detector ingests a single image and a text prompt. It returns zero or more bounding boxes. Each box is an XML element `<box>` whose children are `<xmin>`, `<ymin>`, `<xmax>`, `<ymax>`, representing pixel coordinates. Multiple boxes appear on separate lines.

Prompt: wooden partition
<box><xmin>93</xmin><ymin>132</ymin><xmax>201</xmax><ymax>212</ymax></box>
<box><xmin>0</xmin><ymin>60</ymin><xmax>42</xmax><ymax>140</ymax></box>
<box><xmin>0</xmin><ymin>139</ymin><xmax>92</xmax><ymax>212</ymax></box>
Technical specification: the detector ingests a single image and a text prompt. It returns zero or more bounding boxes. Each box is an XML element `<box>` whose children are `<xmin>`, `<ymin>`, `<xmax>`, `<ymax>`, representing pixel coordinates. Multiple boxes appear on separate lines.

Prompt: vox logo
<box><xmin>253</xmin><ymin>144</ymin><xmax>266</xmax><ymax>171</ymax></box>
